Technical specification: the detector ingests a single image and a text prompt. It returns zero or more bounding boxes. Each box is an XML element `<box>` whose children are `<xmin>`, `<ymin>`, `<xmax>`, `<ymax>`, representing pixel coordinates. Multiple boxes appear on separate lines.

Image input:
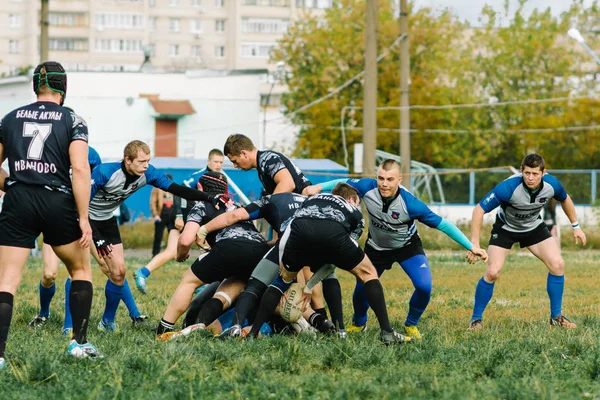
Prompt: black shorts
<box><xmin>489</xmin><ymin>222</ymin><xmax>552</xmax><ymax>249</ymax></box>
<box><xmin>161</xmin><ymin>208</ymin><xmax>177</xmax><ymax>231</ymax></box>
<box><xmin>191</xmin><ymin>239</ymin><xmax>270</xmax><ymax>283</ymax></box>
<box><xmin>280</xmin><ymin>219</ymin><xmax>364</xmax><ymax>273</ymax></box>
<box><xmin>0</xmin><ymin>184</ymin><xmax>82</xmax><ymax>248</ymax></box>
<box><xmin>364</xmin><ymin>237</ymin><xmax>425</xmax><ymax>271</ymax></box>
<box><xmin>92</xmin><ymin>217</ymin><xmax>122</xmax><ymax>245</ymax></box>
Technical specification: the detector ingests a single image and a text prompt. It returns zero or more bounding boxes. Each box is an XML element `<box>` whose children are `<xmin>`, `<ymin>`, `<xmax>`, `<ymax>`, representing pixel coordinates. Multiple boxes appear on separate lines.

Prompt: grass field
<box><xmin>1</xmin><ymin>250</ymin><xmax>599</xmax><ymax>399</ymax></box>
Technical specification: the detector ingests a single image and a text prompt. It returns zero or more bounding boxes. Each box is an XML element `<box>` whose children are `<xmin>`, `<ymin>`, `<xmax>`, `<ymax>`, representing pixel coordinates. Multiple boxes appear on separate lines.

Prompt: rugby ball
<box><xmin>279</xmin><ymin>283</ymin><xmax>308</xmax><ymax>323</ymax></box>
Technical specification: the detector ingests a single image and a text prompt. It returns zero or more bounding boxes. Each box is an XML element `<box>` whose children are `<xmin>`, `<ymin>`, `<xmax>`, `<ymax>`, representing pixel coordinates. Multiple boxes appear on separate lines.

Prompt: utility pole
<box><xmin>399</xmin><ymin>0</ymin><xmax>411</xmax><ymax>189</ymax></box>
<box><xmin>363</xmin><ymin>0</ymin><xmax>377</xmax><ymax>176</ymax></box>
<box><xmin>40</xmin><ymin>0</ymin><xmax>49</xmax><ymax>63</ymax></box>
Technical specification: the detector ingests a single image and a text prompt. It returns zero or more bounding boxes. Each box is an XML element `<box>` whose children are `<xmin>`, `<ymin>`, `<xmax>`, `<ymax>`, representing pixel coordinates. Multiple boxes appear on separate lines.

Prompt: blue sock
<box><xmin>352</xmin><ymin>267</ymin><xmax>385</xmax><ymax>326</ymax></box>
<box><xmin>63</xmin><ymin>278</ymin><xmax>72</xmax><ymax>329</ymax></box>
<box><xmin>547</xmin><ymin>273</ymin><xmax>564</xmax><ymax>319</ymax></box>
<box><xmin>472</xmin><ymin>277</ymin><xmax>495</xmax><ymax>321</ymax></box>
<box><xmin>400</xmin><ymin>255</ymin><xmax>432</xmax><ymax>326</ymax></box>
<box><xmin>103</xmin><ymin>280</ymin><xmax>124</xmax><ymax>323</ymax></box>
<box><xmin>121</xmin><ymin>279</ymin><xmax>142</xmax><ymax>319</ymax></box>
<box><xmin>140</xmin><ymin>267</ymin><xmax>151</xmax><ymax>278</ymax></box>
<box><xmin>39</xmin><ymin>281</ymin><xmax>56</xmax><ymax>318</ymax></box>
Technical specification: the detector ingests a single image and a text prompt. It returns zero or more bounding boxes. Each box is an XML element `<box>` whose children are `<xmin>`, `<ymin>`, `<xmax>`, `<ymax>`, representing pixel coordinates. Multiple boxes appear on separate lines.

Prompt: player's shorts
<box><xmin>364</xmin><ymin>237</ymin><xmax>425</xmax><ymax>270</ymax></box>
<box><xmin>279</xmin><ymin>218</ymin><xmax>364</xmax><ymax>273</ymax></box>
<box><xmin>191</xmin><ymin>239</ymin><xmax>270</xmax><ymax>283</ymax></box>
<box><xmin>489</xmin><ymin>221</ymin><xmax>552</xmax><ymax>249</ymax></box>
<box><xmin>160</xmin><ymin>208</ymin><xmax>177</xmax><ymax>231</ymax></box>
<box><xmin>0</xmin><ymin>184</ymin><xmax>82</xmax><ymax>248</ymax></box>
<box><xmin>91</xmin><ymin>216</ymin><xmax>122</xmax><ymax>245</ymax></box>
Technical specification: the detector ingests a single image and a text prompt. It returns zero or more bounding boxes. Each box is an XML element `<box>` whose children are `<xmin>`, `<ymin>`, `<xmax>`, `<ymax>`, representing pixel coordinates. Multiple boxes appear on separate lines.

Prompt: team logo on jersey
<box><xmin>391</xmin><ymin>211</ymin><xmax>400</xmax><ymax>219</ymax></box>
<box><xmin>538</xmin><ymin>197</ymin><xmax>547</xmax><ymax>203</ymax></box>
<box><xmin>130</xmin><ymin>183</ymin><xmax>139</xmax><ymax>191</ymax></box>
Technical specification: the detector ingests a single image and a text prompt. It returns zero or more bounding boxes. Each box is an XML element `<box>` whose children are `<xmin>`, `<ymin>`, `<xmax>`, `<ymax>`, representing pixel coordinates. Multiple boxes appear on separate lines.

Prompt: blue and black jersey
<box><xmin>243</xmin><ymin>193</ymin><xmax>306</xmax><ymax>234</ymax></box>
<box><xmin>88</xmin><ymin>146</ymin><xmax>102</xmax><ymax>171</ymax></box>
<box><xmin>256</xmin><ymin>150</ymin><xmax>311</xmax><ymax>195</ymax></box>
<box><xmin>0</xmin><ymin>101</ymin><xmax>88</xmax><ymax>192</ymax></box>
<box><xmin>479</xmin><ymin>173</ymin><xmax>567</xmax><ymax>233</ymax></box>
<box><xmin>90</xmin><ymin>162</ymin><xmax>173</xmax><ymax>221</ymax></box>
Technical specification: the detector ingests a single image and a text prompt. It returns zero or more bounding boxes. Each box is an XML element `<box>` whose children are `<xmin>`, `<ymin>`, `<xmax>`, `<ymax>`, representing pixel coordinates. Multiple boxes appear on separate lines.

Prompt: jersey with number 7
<box><xmin>0</xmin><ymin>101</ymin><xmax>88</xmax><ymax>192</ymax></box>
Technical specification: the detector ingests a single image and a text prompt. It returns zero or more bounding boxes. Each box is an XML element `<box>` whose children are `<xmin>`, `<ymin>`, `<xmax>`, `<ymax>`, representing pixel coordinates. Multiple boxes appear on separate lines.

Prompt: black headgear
<box><xmin>33</xmin><ymin>61</ymin><xmax>67</xmax><ymax>105</ymax></box>
<box><xmin>198</xmin><ymin>171</ymin><xmax>228</xmax><ymax>196</ymax></box>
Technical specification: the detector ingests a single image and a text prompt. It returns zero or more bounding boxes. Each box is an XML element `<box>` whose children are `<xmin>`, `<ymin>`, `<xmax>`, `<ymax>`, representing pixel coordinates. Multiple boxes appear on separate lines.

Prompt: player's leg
<box><xmin>152</xmin><ymin>218</ymin><xmax>166</xmax><ymax>257</ymax></box>
<box><xmin>134</xmin><ymin>228</ymin><xmax>180</xmax><ymax>294</ymax></box>
<box><xmin>195</xmin><ymin>279</ymin><xmax>246</xmax><ymax>327</ymax></box>
<box><xmin>302</xmin><ymin>268</ymin><xmax>328</xmax><ymax>320</ymax></box>
<box><xmin>183</xmin><ymin>280</ymin><xmax>220</xmax><ymax>327</ymax></box>
<box><xmin>526</xmin><ymin>235</ymin><xmax>574</xmax><ymax>328</ymax></box>
<box><xmin>157</xmin><ymin>268</ymin><xmax>205</xmax><ymax>335</ymax></box>
<box><xmin>321</xmin><ymin>270</ymin><xmax>345</xmax><ymax>332</ymax></box>
<box><xmin>398</xmin><ymin>254</ymin><xmax>432</xmax><ymax>339</ymax></box>
<box><xmin>29</xmin><ymin>243</ymin><xmax>60</xmax><ymax>328</ymax></box>
<box><xmin>469</xmin><ymin>245</ymin><xmax>511</xmax><ymax>329</ymax></box>
<box><xmin>98</xmin><ymin>243</ymin><xmax>128</xmax><ymax>332</ymax></box>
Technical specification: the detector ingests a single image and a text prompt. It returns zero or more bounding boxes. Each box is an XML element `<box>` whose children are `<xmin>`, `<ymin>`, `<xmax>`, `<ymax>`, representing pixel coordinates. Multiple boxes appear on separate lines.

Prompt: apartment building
<box><xmin>0</xmin><ymin>0</ymin><xmax>332</xmax><ymax>76</ymax></box>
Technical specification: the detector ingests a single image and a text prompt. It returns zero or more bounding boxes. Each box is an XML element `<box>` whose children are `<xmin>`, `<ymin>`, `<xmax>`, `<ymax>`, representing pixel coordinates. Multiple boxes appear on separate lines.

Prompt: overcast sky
<box><xmin>414</xmin><ymin>0</ymin><xmax>596</xmax><ymax>26</ymax></box>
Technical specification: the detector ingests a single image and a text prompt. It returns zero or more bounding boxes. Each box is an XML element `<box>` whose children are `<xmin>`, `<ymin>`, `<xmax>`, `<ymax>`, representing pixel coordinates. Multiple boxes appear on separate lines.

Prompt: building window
<box><xmin>191</xmin><ymin>0</ymin><xmax>201</xmax><ymax>6</ymax></box>
<box><xmin>94</xmin><ymin>39</ymin><xmax>142</xmax><ymax>53</ymax></box>
<box><xmin>9</xmin><ymin>14</ymin><xmax>22</xmax><ymax>28</ymax></box>
<box><xmin>241</xmin><ymin>42</ymin><xmax>274</xmax><ymax>58</ymax></box>
<box><xmin>95</xmin><ymin>13</ymin><xmax>144</xmax><ymax>30</ymax></box>
<box><xmin>191</xmin><ymin>45</ymin><xmax>202</xmax><ymax>62</ymax></box>
<box><xmin>190</xmin><ymin>19</ymin><xmax>202</xmax><ymax>33</ymax></box>
<box><xmin>214</xmin><ymin>45</ymin><xmax>225</xmax><ymax>58</ymax></box>
<box><xmin>297</xmin><ymin>0</ymin><xmax>331</xmax><ymax>7</ymax></box>
<box><xmin>169</xmin><ymin>0</ymin><xmax>179</xmax><ymax>6</ymax></box>
<box><xmin>149</xmin><ymin>17</ymin><xmax>156</xmax><ymax>31</ymax></box>
<box><xmin>49</xmin><ymin>38</ymin><xmax>88</xmax><ymax>51</ymax></box>
<box><xmin>170</xmin><ymin>18</ymin><xmax>181</xmax><ymax>33</ymax></box>
<box><xmin>149</xmin><ymin>0</ymin><xmax>156</xmax><ymax>7</ymax></box>
<box><xmin>9</xmin><ymin>40</ymin><xmax>19</xmax><ymax>54</ymax></box>
<box><xmin>243</xmin><ymin>0</ymin><xmax>289</xmax><ymax>5</ymax></box>
<box><xmin>241</xmin><ymin>18</ymin><xmax>289</xmax><ymax>34</ymax></box>
<box><xmin>215</xmin><ymin>0</ymin><xmax>224</xmax><ymax>6</ymax></box>
<box><xmin>215</xmin><ymin>19</ymin><xmax>225</xmax><ymax>32</ymax></box>
<box><xmin>169</xmin><ymin>44</ymin><xmax>179</xmax><ymax>57</ymax></box>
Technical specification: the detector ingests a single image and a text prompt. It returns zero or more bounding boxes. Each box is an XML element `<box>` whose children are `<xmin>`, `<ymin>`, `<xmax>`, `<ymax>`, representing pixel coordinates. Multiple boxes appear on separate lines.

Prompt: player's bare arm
<box><xmin>302</xmin><ymin>183</ymin><xmax>322</xmax><ymax>196</ymax></box>
<box><xmin>272</xmin><ymin>169</ymin><xmax>296</xmax><ymax>194</ymax></box>
<box><xmin>177</xmin><ymin>221</ymin><xmax>199</xmax><ymax>262</ymax></box>
<box><xmin>69</xmin><ymin>140</ymin><xmax>92</xmax><ymax>248</ymax></box>
<box><xmin>560</xmin><ymin>195</ymin><xmax>587</xmax><ymax>246</ymax></box>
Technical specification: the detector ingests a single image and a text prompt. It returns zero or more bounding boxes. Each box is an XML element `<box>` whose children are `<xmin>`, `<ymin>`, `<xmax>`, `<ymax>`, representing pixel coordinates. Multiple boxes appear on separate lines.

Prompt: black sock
<box><xmin>183</xmin><ymin>281</ymin><xmax>220</xmax><ymax>327</ymax></box>
<box><xmin>197</xmin><ymin>298</ymin><xmax>224</xmax><ymax>327</ymax></box>
<box><xmin>70</xmin><ymin>280</ymin><xmax>93</xmax><ymax>344</ymax></box>
<box><xmin>0</xmin><ymin>292</ymin><xmax>14</xmax><ymax>358</ymax></box>
<box><xmin>364</xmin><ymin>280</ymin><xmax>393</xmax><ymax>332</ymax></box>
<box><xmin>156</xmin><ymin>318</ymin><xmax>174</xmax><ymax>335</ymax></box>
<box><xmin>249</xmin><ymin>286</ymin><xmax>283</xmax><ymax>337</ymax></box>
<box><xmin>308</xmin><ymin>312</ymin><xmax>335</xmax><ymax>334</ymax></box>
<box><xmin>322</xmin><ymin>278</ymin><xmax>345</xmax><ymax>330</ymax></box>
<box><xmin>313</xmin><ymin>307</ymin><xmax>328</xmax><ymax>319</ymax></box>
<box><xmin>234</xmin><ymin>279</ymin><xmax>268</xmax><ymax>325</ymax></box>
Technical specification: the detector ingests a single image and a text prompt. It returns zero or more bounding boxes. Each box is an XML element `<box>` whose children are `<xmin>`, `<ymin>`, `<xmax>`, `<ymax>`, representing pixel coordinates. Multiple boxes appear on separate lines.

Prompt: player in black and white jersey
<box><xmin>247</xmin><ymin>183</ymin><xmax>411</xmax><ymax>344</ymax></box>
<box><xmin>156</xmin><ymin>172</ymin><xmax>270</xmax><ymax>339</ymax></box>
<box><xmin>223</xmin><ymin>133</ymin><xmax>311</xmax><ymax>195</ymax></box>
<box><xmin>467</xmin><ymin>153</ymin><xmax>587</xmax><ymax>331</ymax></box>
<box><xmin>0</xmin><ymin>61</ymin><xmax>101</xmax><ymax>364</ymax></box>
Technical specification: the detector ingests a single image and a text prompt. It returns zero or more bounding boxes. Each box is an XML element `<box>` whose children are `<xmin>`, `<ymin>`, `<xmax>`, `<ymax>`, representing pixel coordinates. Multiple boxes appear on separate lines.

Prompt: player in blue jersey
<box><xmin>0</xmin><ymin>61</ymin><xmax>101</xmax><ymax>364</ymax></box>
<box><xmin>90</xmin><ymin>141</ymin><xmax>228</xmax><ymax>333</ymax></box>
<box><xmin>28</xmin><ymin>145</ymin><xmax>102</xmax><ymax>337</ymax></box>
<box><xmin>133</xmin><ymin>149</ymin><xmax>225</xmax><ymax>294</ymax></box>
<box><xmin>467</xmin><ymin>154</ymin><xmax>586</xmax><ymax>330</ymax></box>
<box><xmin>303</xmin><ymin>159</ymin><xmax>488</xmax><ymax>339</ymax></box>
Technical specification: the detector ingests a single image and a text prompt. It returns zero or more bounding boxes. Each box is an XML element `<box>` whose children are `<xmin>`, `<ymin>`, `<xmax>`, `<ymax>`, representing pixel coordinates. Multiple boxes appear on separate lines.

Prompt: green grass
<box><xmin>1</xmin><ymin>252</ymin><xmax>600</xmax><ymax>399</ymax></box>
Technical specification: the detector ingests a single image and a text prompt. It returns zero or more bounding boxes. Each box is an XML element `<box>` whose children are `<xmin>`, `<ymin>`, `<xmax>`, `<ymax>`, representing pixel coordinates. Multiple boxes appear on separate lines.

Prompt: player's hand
<box><xmin>302</xmin><ymin>185</ymin><xmax>321</xmax><ymax>196</ymax></box>
<box><xmin>176</xmin><ymin>252</ymin><xmax>190</xmax><ymax>263</ymax></box>
<box><xmin>78</xmin><ymin>219</ymin><xmax>93</xmax><ymax>248</ymax></box>
<box><xmin>573</xmin><ymin>227</ymin><xmax>587</xmax><ymax>246</ymax></box>
<box><xmin>95</xmin><ymin>238</ymin><xmax>113</xmax><ymax>259</ymax></box>
<box><xmin>175</xmin><ymin>217</ymin><xmax>184</xmax><ymax>230</ymax></box>
<box><xmin>211</xmin><ymin>194</ymin><xmax>230</xmax><ymax>210</ymax></box>
<box><xmin>154</xmin><ymin>216</ymin><xmax>161</xmax><ymax>223</ymax></box>
<box><xmin>466</xmin><ymin>246</ymin><xmax>488</xmax><ymax>264</ymax></box>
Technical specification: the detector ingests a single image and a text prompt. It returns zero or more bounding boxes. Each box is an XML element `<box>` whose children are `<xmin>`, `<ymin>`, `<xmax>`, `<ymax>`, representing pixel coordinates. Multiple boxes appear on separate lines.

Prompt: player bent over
<box><xmin>468</xmin><ymin>153</ymin><xmax>587</xmax><ymax>331</ymax></box>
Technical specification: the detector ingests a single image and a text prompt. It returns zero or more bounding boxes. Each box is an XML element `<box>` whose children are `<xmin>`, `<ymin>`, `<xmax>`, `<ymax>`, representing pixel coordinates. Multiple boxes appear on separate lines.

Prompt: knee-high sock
<box><xmin>63</xmin><ymin>278</ymin><xmax>72</xmax><ymax>329</ymax></box>
<box><xmin>121</xmin><ymin>279</ymin><xmax>141</xmax><ymax>319</ymax></box>
<box><xmin>399</xmin><ymin>255</ymin><xmax>432</xmax><ymax>326</ymax></box>
<box><xmin>233</xmin><ymin>279</ymin><xmax>267</xmax><ymax>326</ymax></box>
<box><xmin>183</xmin><ymin>281</ymin><xmax>220</xmax><ymax>327</ymax></box>
<box><xmin>249</xmin><ymin>276</ymin><xmax>292</xmax><ymax>337</ymax></box>
<box><xmin>547</xmin><ymin>273</ymin><xmax>564</xmax><ymax>318</ymax></box>
<box><xmin>363</xmin><ymin>280</ymin><xmax>393</xmax><ymax>332</ymax></box>
<box><xmin>471</xmin><ymin>277</ymin><xmax>495</xmax><ymax>321</ymax></box>
<box><xmin>70</xmin><ymin>281</ymin><xmax>93</xmax><ymax>344</ymax></box>
<box><xmin>39</xmin><ymin>281</ymin><xmax>56</xmax><ymax>318</ymax></box>
<box><xmin>0</xmin><ymin>292</ymin><xmax>14</xmax><ymax>358</ymax></box>
<box><xmin>197</xmin><ymin>298</ymin><xmax>225</xmax><ymax>327</ymax></box>
<box><xmin>352</xmin><ymin>267</ymin><xmax>385</xmax><ymax>326</ymax></box>
<box><xmin>322</xmin><ymin>277</ymin><xmax>345</xmax><ymax>330</ymax></box>
<box><xmin>103</xmin><ymin>280</ymin><xmax>124</xmax><ymax>323</ymax></box>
